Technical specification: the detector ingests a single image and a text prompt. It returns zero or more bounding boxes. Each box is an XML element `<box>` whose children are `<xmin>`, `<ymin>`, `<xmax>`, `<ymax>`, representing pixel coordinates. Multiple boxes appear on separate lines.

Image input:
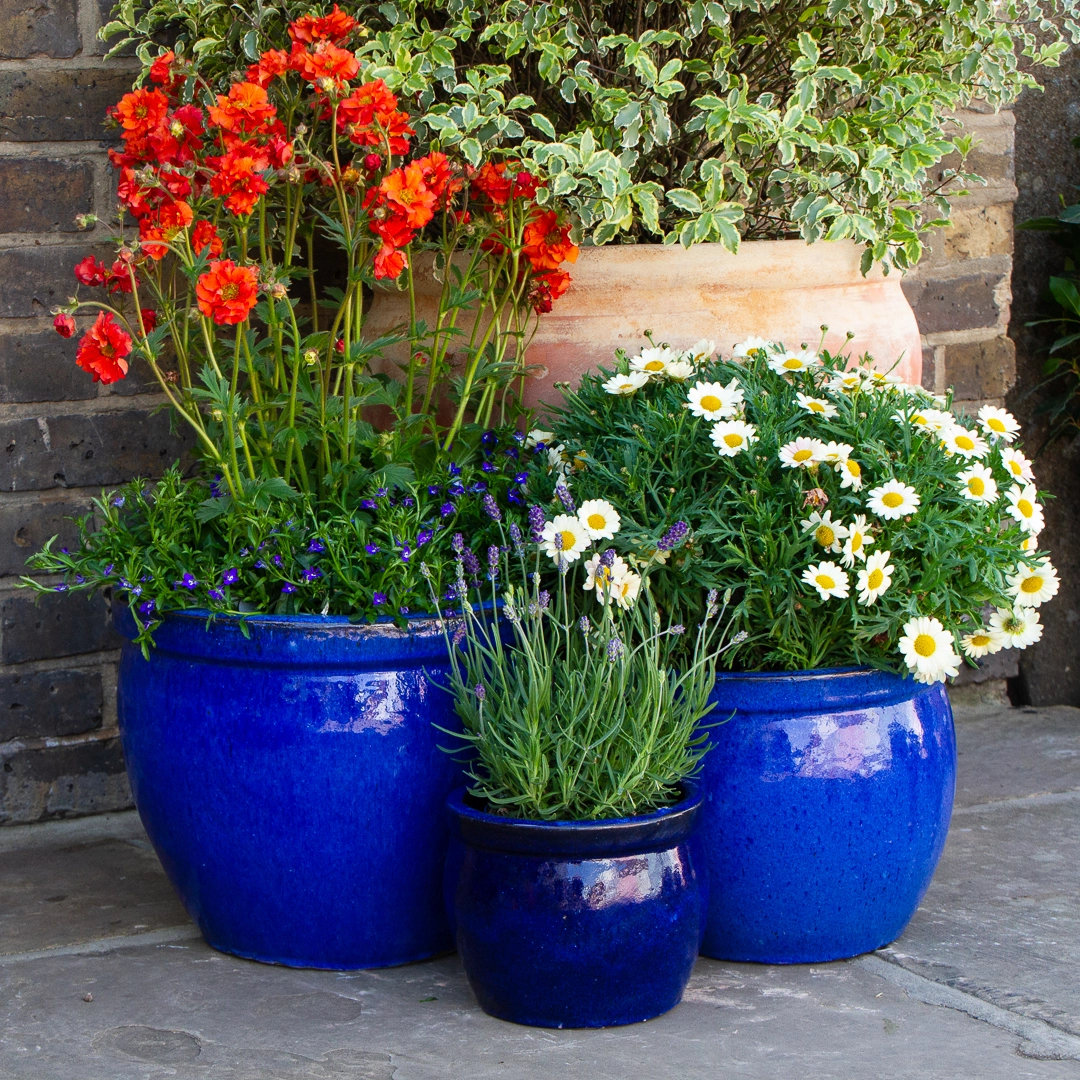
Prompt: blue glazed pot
<box><xmin>115</xmin><ymin>607</ymin><xmax>462</xmax><ymax>970</ymax></box>
<box><xmin>699</xmin><ymin>667</ymin><xmax>955</xmax><ymax>963</ymax></box>
<box><xmin>445</xmin><ymin>786</ymin><xmax>707</xmax><ymax>1028</ymax></box>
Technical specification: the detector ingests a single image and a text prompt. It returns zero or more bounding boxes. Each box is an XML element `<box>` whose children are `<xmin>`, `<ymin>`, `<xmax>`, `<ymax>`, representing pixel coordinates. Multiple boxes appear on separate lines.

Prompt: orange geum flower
<box><xmin>380</xmin><ymin>163</ymin><xmax>437</xmax><ymax>229</ymax></box>
<box><xmin>289</xmin><ymin>4</ymin><xmax>358</xmax><ymax>44</ymax></box>
<box><xmin>76</xmin><ymin>312</ymin><xmax>132</xmax><ymax>384</ymax></box>
<box><xmin>114</xmin><ymin>88</ymin><xmax>169</xmax><ymax>139</ymax></box>
<box><xmin>289</xmin><ymin>40</ymin><xmax>358</xmax><ymax>90</ymax></box>
<box><xmin>207</xmin><ymin>82</ymin><xmax>277</xmax><ymax>136</ymax></box>
<box><xmin>523</xmin><ymin>210</ymin><xmax>579</xmax><ymax>272</ymax></box>
<box><xmin>209</xmin><ymin>150</ymin><xmax>271</xmax><ymax>216</ymax></box>
<box><xmin>196</xmin><ymin>260</ymin><xmax>259</xmax><ymax>325</ymax></box>
<box><xmin>139</xmin><ymin>199</ymin><xmax>194</xmax><ymax>261</ymax></box>
<box><xmin>192</xmin><ymin>220</ymin><xmax>224</xmax><ymax>258</ymax></box>
<box><xmin>246</xmin><ymin>48</ymin><xmax>291</xmax><ymax>88</ymax></box>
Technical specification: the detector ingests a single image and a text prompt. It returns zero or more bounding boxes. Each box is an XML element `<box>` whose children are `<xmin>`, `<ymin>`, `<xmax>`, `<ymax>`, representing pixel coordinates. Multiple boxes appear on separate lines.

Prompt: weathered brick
<box><xmin>0</xmin><ymin>735</ymin><xmax>130</xmax><ymax>823</ymax></box>
<box><xmin>0</xmin><ymin>159</ymin><xmax>94</xmax><ymax>233</ymax></box>
<box><xmin>944</xmin><ymin>335</ymin><xmax>1017</xmax><ymax>400</ymax></box>
<box><xmin>943</xmin><ymin>203</ymin><xmax>1014</xmax><ymax>260</ymax></box>
<box><xmin>0</xmin><ymin>493</ymin><xmax>94</xmax><ymax>576</ymax></box>
<box><xmin>0</xmin><ymin>0</ymin><xmax>80</xmax><ymax>59</ymax></box>
<box><xmin>937</xmin><ymin>150</ymin><xmax>1015</xmax><ymax>185</ymax></box>
<box><xmin>0</xmin><ymin>409</ymin><xmax>192</xmax><ymax>492</ymax></box>
<box><xmin>0</xmin><ymin>245</ymin><xmax>109</xmax><ymax>319</ymax></box>
<box><xmin>920</xmin><ymin>345</ymin><xmax>936</xmax><ymax>392</ymax></box>
<box><xmin>0</xmin><ymin>590</ymin><xmax>120</xmax><ymax>664</ymax></box>
<box><xmin>0</xmin><ymin>329</ymin><xmax>97</xmax><ymax>402</ymax></box>
<box><xmin>905</xmin><ymin>273</ymin><xmax>1006</xmax><ymax>335</ymax></box>
<box><xmin>0</xmin><ymin>67</ymin><xmax>133</xmax><ymax>142</ymax></box>
<box><xmin>0</xmin><ymin>667</ymin><xmax>104</xmax><ymax>741</ymax></box>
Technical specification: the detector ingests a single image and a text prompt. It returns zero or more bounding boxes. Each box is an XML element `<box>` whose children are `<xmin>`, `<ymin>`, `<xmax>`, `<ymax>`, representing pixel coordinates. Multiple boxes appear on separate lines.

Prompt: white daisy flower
<box><xmin>856</xmin><ymin>549</ymin><xmax>894</xmax><ymax>606</ymax></box>
<box><xmin>989</xmin><ymin>606</ymin><xmax>1043</xmax><ymax>649</ymax></box>
<box><xmin>802</xmin><ymin>561</ymin><xmax>850</xmax><ymax>601</ymax></box>
<box><xmin>919</xmin><ymin>408</ymin><xmax>958</xmax><ymax>434</ymax></box>
<box><xmin>583</xmin><ymin>552</ymin><xmax>629</xmax><ymax>598</ymax></box>
<box><xmin>836</xmin><ymin>457</ymin><xmax>864</xmax><ymax>491</ymax></box>
<box><xmin>897</xmin><ymin>616</ymin><xmax>961</xmax><ymax>684</ymax></box>
<box><xmin>609</xmin><ymin>565</ymin><xmax>642</xmax><ymax>609</ymax></box>
<box><xmin>1005</xmin><ymin>484</ymin><xmax>1045</xmax><ymax>535</ymax></box>
<box><xmin>545</xmin><ymin>444</ymin><xmax>570</xmax><ymax>479</ymax></box>
<box><xmin>1009</xmin><ymin>559</ymin><xmax>1060</xmax><ymax>607</ymax></box>
<box><xmin>687</xmin><ymin>379</ymin><xmax>744</xmax><ymax>421</ymax></box>
<box><xmin>779</xmin><ymin>437</ymin><xmax>828</xmax><ymax>469</ymax></box>
<box><xmin>801</xmin><ymin>510</ymin><xmax>849</xmax><ymax>553</ymax></box>
<box><xmin>942</xmin><ymin>426</ymin><xmax>990</xmax><ymax>460</ymax></box>
<box><xmin>768</xmin><ymin>348</ymin><xmax>822</xmax><ymax>375</ymax></box>
<box><xmin>1000</xmin><ymin>447</ymin><xmax>1035</xmax><ymax>483</ymax></box>
<box><xmin>577</xmin><ymin>499</ymin><xmax>621</xmax><ymax>541</ymax></box>
<box><xmin>961</xmin><ymin>628</ymin><xmax>1007</xmax><ymax>659</ymax></box>
<box><xmin>840</xmin><ymin>514</ymin><xmax>874</xmax><ymax>567</ymax></box>
<box><xmin>602</xmin><ymin>371</ymin><xmax>650</xmax><ymax>396</ymax></box>
<box><xmin>629</xmin><ymin>346</ymin><xmax>680</xmax><ymax>378</ymax></box>
<box><xmin>828</xmin><ymin>371</ymin><xmax>864</xmax><ymax>394</ymax></box>
<box><xmin>541</xmin><ymin>514</ymin><xmax>591</xmax><ymax>564</ymax></box>
<box><xmin>711</xmin><ymin>419</ymin><xmax>757</xmax><ymax>457</ymax></box>
<box><xmin>1020</xmin><ymin>534</ymin><xmax>1038</xmax><ymax>553</ymax></box>
<box><xmin>956</xmin><ymin>463</ymin><xmax>998</xmax><ymax>504</ymax></box>
<box><xmin>665</xmin><ymin>359</ymin><xmax>696</xmax><ymax>381</ymax></box>
<box><xmin>730</xmin><ymin>336</ymin><xmax>775</xmax><ymax>360</ymax></box>
<box><xmin>796</xmin><ymin>392</ymin><xmax>839</xmax><ymax>418</ymax></box>
<box><xmin>867</xmin><ymin>479</ymin><xmax>920</xmax><ymax>520</ymax></box>
<box><xmin>861</xmin><ymin>369</ymin><xmax>905</xmax><ymax>391</ymax></box>
<box><xmin>821</xmin><ymin>441</ymin><xmax>853</xmax><ymax>463</ymax></box>
<box><xmin>893</xmin><ymin>407</ymin><xmax>933</xmax><ymax>428</ymax></box>
<box><xmin>684</xmin><ymin>339</ymin><xmax>716</xmax><ymax>366</ymax></box>
<box><xmin>525</xmin><ymin>428</ymin><xmax>555</xmax><ymax>449</ymax></box>
<box><xmin>978</xmin><ymin>405</ymin><xmax>1021</xmax><ymax>443</ymax></box>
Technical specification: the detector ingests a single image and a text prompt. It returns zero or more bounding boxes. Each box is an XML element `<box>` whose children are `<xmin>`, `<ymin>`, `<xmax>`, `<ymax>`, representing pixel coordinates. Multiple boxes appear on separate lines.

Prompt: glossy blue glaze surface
<box><xmin>699</xmin><ymin>667</ymin><xmax>955</xmax><ymax>963</ymax></box>
<box><xmin>115</xmin><ymin>607</ymin><xmax>462</xmax><ymax>970</ymax></box>
<box><xmin>445</xmin><ymin>786</ymin><xmax>707</xmax><ymax>1028</ymax></box>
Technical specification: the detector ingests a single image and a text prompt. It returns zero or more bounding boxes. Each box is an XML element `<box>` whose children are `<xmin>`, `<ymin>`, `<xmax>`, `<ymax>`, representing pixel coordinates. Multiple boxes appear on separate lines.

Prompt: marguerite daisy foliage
<box><xmin>538</xmin><ymin>339</ymin><xmax>1057</xmax><ymax>681</ymax></box>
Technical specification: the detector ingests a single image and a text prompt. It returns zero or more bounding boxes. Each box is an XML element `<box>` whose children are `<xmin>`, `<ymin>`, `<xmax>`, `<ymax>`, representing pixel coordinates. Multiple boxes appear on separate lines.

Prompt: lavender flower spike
<box><xmin>600</xmin><ymin>547</ymin><xmax>616</xmax><ymax>568</ymax></box>
<box><xmin>527</xmin><ymin>505</ymin><xmax>546</xmax><ymax>543</ymax></box>
<box><xmin>487</xmin><ymin>545</ymin><xmax>500</xmax><ymax>579</ymax></box>
<box><xmin>482</xmin><ymin>494</ymin><xmax>502</xmax><ymax>522</ymax></box>
<box><xmin>607</xmin><ymin>636</ymin><xmax>624</xmax><ymax>662</ymax></box>
<box><xmin>657</xmin><ymin>521</ymin><xmax>690</xmax><ymax>552</ymax></box>
<box><xmin>554</xmin><ymin>482</ymin><xmax>576</xmax><ymax>513</ymax></box>
<box><xmin>474</xmin><ymin>683</ymin><xmax>487</xmax><ymax>702</ymax></box>
<box><xmin>509</xmin><ymin>522</ymin><xmax>523</xmax><ymax>551</ymax></box>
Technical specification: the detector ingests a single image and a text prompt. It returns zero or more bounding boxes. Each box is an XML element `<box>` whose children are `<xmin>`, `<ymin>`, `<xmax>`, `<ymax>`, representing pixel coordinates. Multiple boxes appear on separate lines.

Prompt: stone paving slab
<box><xmin>0</xmin><ymin>704</ymin><xmax>1078</xmax><ymax>1078</ymax></box>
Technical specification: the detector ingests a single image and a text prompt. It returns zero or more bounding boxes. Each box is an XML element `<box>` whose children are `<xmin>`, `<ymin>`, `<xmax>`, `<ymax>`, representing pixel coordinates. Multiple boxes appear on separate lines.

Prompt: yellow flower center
<box><xmin>723</xmin><ymin>433</ymin><xmax>744</xmax><ymax>448</ymax></box>
<box><xmin>851</xmin><ymin>533</ymin><xmax>863</xmax><ymax>552</ymax></box>
<box><xmin>866</xmin><ymin>568</ymin><xmax>884</xmax><ymax>590</ymax></box>
<box><xmin>955</xmin><ymin>435</ymin><xmax>975</xmax><ymax>451</ymax></box>
<box><xmin>988</xmin><ymin>418</ymin><xmax>1006</xmax><ymax>432</ymax></box>
<box><xmin>1021</xmin><ymin>575</ymin><xmax>1044</xmax><ymax>594</ymax></box>
<box><xmin>1003</xmin><ymin>616</ymin><xmax>1023</xmax><ymax>633</ymax></box>
<box><xmin>815</xmin><ymin>525</ymin><xmax>835</xmax><ymax>547</ymax></box>
<box><xmin>793</xmin><ymin>449</ymin><xmax>813</xmax><ymax>463</ymax></box>
<box><xmin>815</xmin><ymin>574</ymin><xmax>835</xmax><ymax>590</ymax></box>
<box><xmin>782</xmin><ymin>358</ymin><xmax>802</xmax><ymax>370</ymax></box>
<box><xmin>913</xmin><ymin>634</ymin><xmax>937</xmax><ymax>657</ymax></box>
<box><xmin>643</xmin><ymin>360</ymin><xmax>665</xmax><ymax>372</ymax></box>
<box><xmin>1008</xmin><ymin>460</ymin><xmax>1022</xmax><ymax>475</ymax></box>
<box><xmin>558</xmin><ymin>531</ymin><xmax>576</xmax><ymax>551</ymax></box>
<box><xmin>808</xmin><ymin>401</ymin><xmax>825</xmax><ymax>413</ymax></box>
<box><xmin>971</xmin><ymin>634</ymin><xmax>991</xmax><ymax>648</ymax></box>
<box><xmin>847</xmin><ymin>460</ymin><xmax>861</xmax><ymax>477</ymax></box>
<box><xmin>968</xmin><ymin>477</ymin><xmax>985</xmax><ymax>496</ymax></box>
<box><xmin>700</xmin><ymin>395</ymin><xmax>722</xmax><ymax>412</ymax></box>
<box><xmin>587</xmin><ymin>513</ymin><xmax>606</xmax><ymax>531</ymax></box>
<box><xmin>220</xmin><ymin>283</ymin><xmax>240</xmax><ymax>301</ymax></box>
<box><xmin>912</xmin><ymin>414</ymin><xmax>927</xmax><ymax>425</ymax></box>
<box><xmin>594</xmin><ymin>566</ymin><xmax>613</xmax><ymax>587</ymax></box>
<box><xmin>1017</xmin><ymin>499</ymin><xmax>1033</xmax><ymax>517</ymax></box>
<box><xmin>882</xmin><ymin>492</ymin><xmax>903</xmax><ymax>508</ymax></box>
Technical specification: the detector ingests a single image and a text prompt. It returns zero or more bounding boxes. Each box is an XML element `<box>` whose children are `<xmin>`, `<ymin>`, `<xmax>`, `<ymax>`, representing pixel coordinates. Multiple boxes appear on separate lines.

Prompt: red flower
<box><xmin>246</xmin><ymin>48</ymin><xmax>291</xmax><ymax>88</ymax></box>
<box><xmin>139</xmin><ymin>199</ymin><xmax>194</xmax><ymax>261</ymax></box>
<box><xmin>373</xmin><ymin>243</ymin><xmax>406</xmax><ymax>279</ymax></box>
<box><xmin>523</xmin><ymin>210</ymin><xmax>579</xmax><ymax>272</ymax></box>
<box><xmin>289</xmin><ymin>40</ymin><xmax>358</xmax><ymax>90</ymax></box>
<box><xmin>207</xmin><ymin>82</ymin><xmax>277</xmax><ymax>136</ymax></box>
<box><xmin>116</xmin><ymin>167</ymin><xmax>154</xmax><ymax>218</ymax></box>
<box><xmin>413</xmin><ymin>151</ymin><xmax>459</xmax><ymax>203</ymax></box>
<box><xmin>208</xmin><ymin>149</ymin><xmax>271</xmax><ymax>216</ymax></box>
<box><xmin>76</xmin><ymin>312</ymin><xmax>132</xmax><ymax>383</ymax></box>
<box><xmin>513</xmin><ymin>170</ymin><xmax>541</xmax><ymax>200</ymax></box>
<box><xmin>106</xmin><ymin>259</ymin><xmax>138</xmax><ymax>294</ymax></box>
<box><xmin>140</xmin><ymin>309</ymin><xmax>157</xmax><ymax>333</ymax></box>
<box><xmin>149</xmin><ymin>50</ymin><xmax>176</xmax><ymax>85</ymax></box>
<box><xmin>148</xmin><ymin>104</ymin><xmax>204</xmax><ymax>166</ymax></box>
<box><xmin>74</xmin><ymin>255</ymin><xmax>107</xmax><ymax>287</ymax></box>
<box><xmin>195</xmin><ymin>260</ymin><xmax>259</xmax><ymax>324</ymax></box>
<box><xmin>337</xmin><ymin>80</ymin><xmax>413</xmax><ymax>154</ymax></box>
<box><xmin>472</xmin><ymin>161</ymin><xmax>514</xmax><ymax>206</ymax></box>
<box><xmin>380</xmin><ymin>162</ymin><xmax>437</xmax><ymax>229</ymax></box>
<box><xmin>114</xmin><ymin>89</ymin><xmax>169</xmax><ymax>140</ymax></box>
<box><xmin>289</xmin><ymin>5</ymin><xmax>358</xmax><ymax>44</ymax></box>
<box><xmin>530</xmin><ymin>270</ymin><xmax>572</xmax><ymax>314</ymax></box>
<box><xmin>192</xmin><ymin>220</ymin><xmax>224</xmax><ymax>257</ymax></box>
<box><xmin>53</xmin><ymin>313</ymin><xmax>76</xmax><ymax>338</ymax></box>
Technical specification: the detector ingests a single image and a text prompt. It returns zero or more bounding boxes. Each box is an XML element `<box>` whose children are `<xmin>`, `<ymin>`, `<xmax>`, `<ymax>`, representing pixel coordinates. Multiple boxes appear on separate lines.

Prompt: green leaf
<box><xmin>666</xmin><ymin>188</ymin><xmax>703</xmax><ymax>213</ymax></box>
<box><xmin>531</xmin><ymin>113</ymin><xmax>557</xmax><ymax>139</ymax></box>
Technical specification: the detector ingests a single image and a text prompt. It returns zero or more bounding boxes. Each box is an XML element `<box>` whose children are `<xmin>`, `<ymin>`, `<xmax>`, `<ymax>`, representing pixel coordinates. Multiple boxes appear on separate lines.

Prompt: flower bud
<box><xmin>303</xmin><ymin>348</ymin><xmax>319</xmax><ymax>367</ymax></box>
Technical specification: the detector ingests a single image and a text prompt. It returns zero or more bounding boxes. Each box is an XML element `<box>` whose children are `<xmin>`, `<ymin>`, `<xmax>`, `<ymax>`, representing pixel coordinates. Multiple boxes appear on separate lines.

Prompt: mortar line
<box><xmin>0</xmin><ymin>925</ymin><xmax>201</xmax><ymax>965</ymax></box>
<box><xmin>952</xmin><ymin>789</ymin><xmax>1080</xmax><ymax>815</ymax></box>
<box><xmin>857</xmin><ymin>954</ymin><xmax>1080</xmax><ymax>1060</ymax></box>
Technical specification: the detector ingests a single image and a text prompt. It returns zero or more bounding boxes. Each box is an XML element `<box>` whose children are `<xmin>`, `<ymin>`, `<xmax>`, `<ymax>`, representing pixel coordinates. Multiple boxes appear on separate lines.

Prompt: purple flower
<box><xmin>272</xmin><ymin>554</ymin><xmax>284</xmax><ymax>567</ymax></box>
<box><xmin>223</xmin><ymin>568</ymin><xmax>239</xmax><ymax>586</ymax></box>
<box><xmin>254</xmin><ymin>559</ymin><xmax>266</xmax><ymax>570</ymax></box>
<box><xmin>509</xmin><ymin>522</ymin><xmax>523</xmax><ymax>551</ymax></box>
<box><xmin>360</xmin><ymin>499</ymin><xmax>377</xmax><ymax>510</ymax></box>
<box><xmin>74</xmin><ymin>574</ymin><xmax>86</xmax><ymax>585</ymax></box>
<box><xmin>448</xmin><ymin>482</ymin><xmax>465</xmax><ymax>497</ymax></box>
<box><xmin>308</xmin><ymin>538</ymin><xmax>326</xmax><ymax>553</ymax></box>
<box><xmin>448</xmin><ymin>462</ymin><xmax>461</xmax><ymax>476</ymax></box>
<box><xmin>474</xmin><ymin>683</ymin><xmax>486</xmax><ymax>702</ymax></box>
<box><xmin>364</xmin><ymin>543</ymin><xmax>380</xmax><ymax>555</ymax></box>
<box><xmin>468</xmin><ymin>481</ymin><xmax>488</xmax><ymax>494</ymax></box>
<box><xmin>487</xmin><ymin>545</ymin><xmax>500</xmax><ymax>579</ymax></box>
<box><xmin>462</xmin><ymin>549</ymin><xmax>482</xmax><ymax>577</ymax></box>
<box><xmin>607</xmin><ymin>636</ymin><xmax>624</xmax><ymax>662</ymax></box>
<box><xmin>481</xmin><ymin>461</ymin><xmax>496</xmax><ymax>473</ymax></box>
<box><xmin>513</xmin><ymin>430</ymin><xmax>526</xmax><ymax>443</ymax></box>
<box><xmin>302</xmin><ymin>567</ymin><xmax>322</xmax><ymax>583</ymax></box>
<box><xmin>119</xmin><ymin>577</ymin><xmax>133</xmax><ymax>590</ymax></box>
<box><xmin>670</xmin><ymin>624</ymin><xmax>686</xmax><ymax>636</ymax></box>
<box><xmin>111</xmin><ymin>495</ymin><xmax>125</xmax><ymax>508</ymax></box>
<box><xmin>452</xmin><ymin>533</ymin><xmax>465</xmax><ymax>554</ymax></box>
<box><xmin>399</xmin><ymin>606</ymin><xmax>410</xmax><ymax>616</ymax></box>
<box><xmin>376</xmin><ymin>487</ymin><xmax>388</xmax><ymax>497</ymax></box>
<box><xmin>103</xmin><ymin>564</ymin><xmax>115</xmax><ymax>577</ymax></box>
<box><xmin>507</xmin><ymin>489</ymin><xmax>524</xmax><ymax>506</ymax></box>
<box><xmin>514</xmin><ymin>471</ymin><xmax>529</xmax><ymax>484</ymax></box>
<box><xmin>239</xmin><ymin>548</ymin><xmax>249</xmax><ymax>557</ymax></box>
<box><xmin>538</xmin><ymin>589</ymin><xmax>550</xmax><ymax>610</ymax></box>
<box><xmin>657</xmin><ymin>521</ymin><xmax>690</xmax><ymax>552</ymax></box>
<box><xmin>554</xmin><ymin>483</ymin><xmax>575</xmax><ymax>513</ymax></box>
<box><xmin>282</xmin><ymin>582</ymin><xmax>297</xmax><ymax>594</ymax></box>
<box><xmin>175</xmin><ymin>573</ymin><xmax>198</xmax><ymax>590</ymax></box>
<box><xmin>209</xmin><ymin>475</ymin><xmax>225</xmax><ymax>498</ymax></box>
<box><xmin>528</xmin><ymin>505</ymin><xmax>546</xmax><ymax>543</ymax></box>
<box><xmin>130</xmin><ymin>585</ymin><xmax>142</xmax><ymax>598</ymax></box>
<box><xmin>139</xmin><ymin>599</ymin><xmax>156</xmax><ymax>616</ymax></box>
<box><xmin>54</xmin><ymin>583</ymin><xmax>69</xmax><ymax>592</ymax></box>
<box><xmin>600</xmin><ymin>547</ymin><xmax>616</xmax><ymax>568</ymax></box>
<box><xmin>505</xmin><ymin>447</ymin><xmax>520</xmax><ymax>459</ymax></box>
<box><xmin>481</xmin><ymin>430</ymin><xmax>498</xmax><ymax>448</ymax></box>
<box><xmin>402</xmin><ymin>496</ymin><xmax>416</xmax><ymax>509</ymax></box>
<box><xmin>373</xmin><ymin>591</ymin><xmax>388</xmax><ymax>607</ymax></box>
<box><xmin>482</xmin><ymin>494</ymin><xmax>502</xmax><ymax>522</ymax></box>
<box><xmin>208</xmin><ymin>587</ymin><xmax>225</xmax><ymax>601</ymax></box>
<box><xmin>400</xmin><ymin>544</ymin><xmax>412</xmax><ymax>563</ymax></box>
<box><xmin>417</xmin><ymin>529</ymin><xmax>433</xmax><ymax>546</ymax></box>
<box><xmin>60</xmin><ymin>547</ymin><xmax>70</xmax><ymax>554</ymax></box>
<box><xmin>427</xmin><ymin>485</ymin><xmax>441</xmax><ymax>496</ymax></box>
<box><xmin>578</xmin><ymin>616</ymin><xmax>590</xmax><ymax>633</ymax></box>
<box><xmin>439</xmin><ymin>502</ymin><xmax>456</xmax><ymax>518</ymax></box>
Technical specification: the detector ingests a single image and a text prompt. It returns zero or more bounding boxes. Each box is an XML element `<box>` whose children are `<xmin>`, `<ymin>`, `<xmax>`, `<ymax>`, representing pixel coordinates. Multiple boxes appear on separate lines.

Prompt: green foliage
<box><xmin>535</xmin><ymin>342</ymin><xmax>1047</xmax><ymax>674</ymax></box>
<box><xmin>104</xmin><ymin>0</ymin><xmax>1080</xmax><ymax>268</ymax></box>
<box><xmin>428</xmin><ymin>531</ymin><xmax>734</xmax><ymax>820</ymax></box>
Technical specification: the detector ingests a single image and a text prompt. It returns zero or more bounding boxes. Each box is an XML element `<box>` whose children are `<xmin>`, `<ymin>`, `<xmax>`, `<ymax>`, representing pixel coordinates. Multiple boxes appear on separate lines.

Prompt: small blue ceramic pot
<box><xmin>115</xmin><ymin>607</ymin><xmax>462</xmax><ymax>970</ymax></box>
<box><xmin>699</xmin><ymin>667</ymin><xmax>955</xmax><ymax>963</ymax></box>
<box><xmin>445</xmin><ymin>785</ymin><xmax>707</xmax><ymax>1028</ymax></box>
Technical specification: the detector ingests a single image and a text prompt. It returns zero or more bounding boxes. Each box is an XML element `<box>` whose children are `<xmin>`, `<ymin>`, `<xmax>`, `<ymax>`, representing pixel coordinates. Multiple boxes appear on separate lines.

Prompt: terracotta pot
<box><xmin>364</xmin><ymin>239</ymin><xmax>922</xmax><ymax>411</ymax></box>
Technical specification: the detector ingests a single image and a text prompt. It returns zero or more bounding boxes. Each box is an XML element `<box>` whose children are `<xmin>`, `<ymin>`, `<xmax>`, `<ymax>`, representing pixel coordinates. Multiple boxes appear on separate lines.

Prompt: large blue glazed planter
<box><xmin>115</xmin><ymin>606</ymin><xmax>462</xmax><ymax>970</ymax></box>
<box><xmin>698</xmin><ymin>667</ymin><xmax>955</xmax><ymax>963</ymax></box>
<box><xmin>444</xmin><ymin>785</ymin><xmax>707</xmax><ymax>1028</ymax></box>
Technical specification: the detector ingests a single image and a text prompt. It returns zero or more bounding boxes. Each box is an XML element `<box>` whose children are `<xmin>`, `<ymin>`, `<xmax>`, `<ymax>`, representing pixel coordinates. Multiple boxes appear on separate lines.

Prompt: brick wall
<box><xmin>0</xmin><ymin>0</ymin><xmax>189</xmax><ymax>822</ymax></box>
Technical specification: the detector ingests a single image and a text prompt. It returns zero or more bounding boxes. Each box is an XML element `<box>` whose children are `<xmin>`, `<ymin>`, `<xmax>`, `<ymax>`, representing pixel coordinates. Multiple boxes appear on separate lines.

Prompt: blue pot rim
<box><xmin>718</xmin><ymin>665</ymin><xmax>894</xmax><ymax>681</ymax></box>
<box><xmin>446</xmin><ymin>783</ymin><xmax>703</xmax><ymax>858</ymax></box>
